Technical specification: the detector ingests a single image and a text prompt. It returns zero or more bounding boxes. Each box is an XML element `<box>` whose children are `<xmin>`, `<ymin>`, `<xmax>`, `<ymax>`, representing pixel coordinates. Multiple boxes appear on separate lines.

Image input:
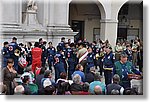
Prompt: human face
<box><xmin>120</xmin><ymin>57</ymin><xmax>127</xmax><ymax>64</ymax></box>
<box><xmin>5</xmin><ymin>44</ymin><xmax>9</xmax><ymax>48</ymax></box>
<box><xmin>79</xmin><ymin>66</ymin><xmax>83</xmax><ymax>71</ymax></box>
<box><xmin>7</xmin><ymin>62</ymin><xmax>14</xmax><ymax>68</ymax></box>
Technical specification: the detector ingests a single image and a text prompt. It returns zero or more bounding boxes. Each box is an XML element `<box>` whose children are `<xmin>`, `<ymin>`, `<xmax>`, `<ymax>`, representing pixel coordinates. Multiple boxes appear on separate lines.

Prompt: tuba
<box><xmin>14</xmin><ymin>49</ymin><xmax>20</xmax><ymax>56</ymax></box>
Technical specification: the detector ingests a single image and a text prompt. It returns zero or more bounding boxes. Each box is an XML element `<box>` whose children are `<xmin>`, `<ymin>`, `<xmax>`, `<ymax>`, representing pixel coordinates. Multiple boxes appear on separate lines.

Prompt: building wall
<box><xmin>69</xmin><ymin>3</ymin><xmax>100</xmax><ymax>42</ymax></box>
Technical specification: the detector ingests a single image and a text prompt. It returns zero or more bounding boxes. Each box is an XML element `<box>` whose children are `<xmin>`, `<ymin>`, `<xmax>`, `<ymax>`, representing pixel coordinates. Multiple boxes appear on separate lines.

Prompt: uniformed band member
<box><xmin>2</xmin><ymin>42</ymin><xmax>10</xmax><ymax>68</ymax></box>
<box><xmin>86</xmin><ymin>47</ymin><xmax>95</xmax><ymax>73</ymax></box>
<box><xmin>65</xmin><ymin>42</ymin><xmax>75</xmax><ymax>80</ymax></box>
<box><xmin>113</xmin><ymin>53</ymin><xmax>141</xmax><ymax>89</ymax></box>
<box><xmin>54</xmin><ymin>55</ymin><xmax>66</xmax><ymax>82</ymax></box>
<box><xmin>8</xmin><ymin>37</ymin><xmax>21</xmax><ymax>72</ymax></box>
<box><xmin>41</xmin><ymin>41</ymin><xmax>47</xmax><ymax>67</ymax></box>
<box><xmin>103</xmin><ymin>46</ymin><xmax>115</xmax><ymax>86</ymax></box>
<box><xmin>47</xmin><ymin>42</ymin><xmax>56</xmax><ymax>72</ymax></box>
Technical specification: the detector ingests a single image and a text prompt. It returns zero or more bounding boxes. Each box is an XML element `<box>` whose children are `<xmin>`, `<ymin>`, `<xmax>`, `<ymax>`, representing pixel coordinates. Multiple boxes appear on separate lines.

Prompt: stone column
<box><xmin>100</xmin><ymin>19</ymin><xmax>118</xmax><ymax>50</ymax></box>
<box><xmin>47</xmin><ymin>0</ymin><xmax>77</xmax><ymax>46</ymax></box>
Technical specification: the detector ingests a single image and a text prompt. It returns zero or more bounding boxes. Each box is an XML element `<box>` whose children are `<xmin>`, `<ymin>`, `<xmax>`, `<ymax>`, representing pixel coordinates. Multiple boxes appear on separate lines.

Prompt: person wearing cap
<box><xmin>113</xmin><ymin>53</ymin><xmax>141</xmax><ymax>89</ymax></box>
<box><xmin>86</xmin><ymin>46</ymin><xmax>95</xmax><ymax>74</ymax></box>
<box><xmin>47</xmin><ymin>42</ymin><xmax>56</xmax><ymax>72</ymax></box>
<box><xmin>8</xmin><ymin>37</ymin><xmax>21</xmax><ymax>72</ymax></box>
<box><xmin>103</xmin><ymin>46</ymin><xmax>115</xmax><ymax>86</ymax></box>
<box><xmin>2</xmin><ymin>41</ymin><xmax>10</xmax><ymax>68</ymax></box>
<box><xmin>64</xmin><ymin>42</ymin><xmax>75</xmax><ymax>80</ymax></box>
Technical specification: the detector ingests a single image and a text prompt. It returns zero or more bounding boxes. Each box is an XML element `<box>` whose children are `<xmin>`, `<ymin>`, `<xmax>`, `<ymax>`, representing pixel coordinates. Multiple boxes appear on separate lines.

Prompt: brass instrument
<box><xmin>14</xmin><ymin>49</ymin><xmax>20</xmax><ymax>56</ymax></box>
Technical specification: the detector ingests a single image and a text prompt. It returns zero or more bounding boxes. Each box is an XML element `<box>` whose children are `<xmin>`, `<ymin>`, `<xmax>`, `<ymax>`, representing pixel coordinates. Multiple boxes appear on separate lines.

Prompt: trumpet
<box><xmin>14</xmin><ymin>49</ymin><xmax>20</xmax><ymax>56</ymax></box>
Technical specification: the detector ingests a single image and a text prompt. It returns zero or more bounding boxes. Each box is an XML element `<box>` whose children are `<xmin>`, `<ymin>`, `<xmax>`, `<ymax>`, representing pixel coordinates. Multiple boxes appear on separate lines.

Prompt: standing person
<box><xmin>115</xmin><ymin>42</ymin><xmax>123</xmax><ymax>61</ymax></box>
<box><xmin>98</xmin><ymin>46</ymin><xmax>105</xmax><ymax>76</ymax></box>
<box><xmin>2</xmin><ymin>41</ymin><xmax>10</xmax><ymax>68</ymax></box>
<box><xmin>124</xmin><ymin>45</ymin><xmax>133</xmax><ymax>62</ymax></box>
<box><xmin>77</xmin><ymin>43</ymin><xmax>88</xmax><ymax>73</ymax></box>
<box><xmin>3</xmin><ymin>59</ymin><xmax>17</xmax><ymax>95</ymax></box>
<box><xmin>47</xmin><ymin>42</ymin><xmax>56</xmax><ymax>72</ymax></box>
<box><xmin>86</xmin><ymin>46</ymin><xmax>95</xmax><ymax>74</ymax></box>
<box><xmin>65</xmin><ymin>42</ymin><xmax>76</xmax><ymax>80</ymax></box>
<box><xmin>113</xmin><ymin>53</ymin><xmax>141</xmax><ymax>89</ymax></box>
<box><xmin>132</xmin><ymin>41</ymin><xmax>138</xmax><ymax>66</ymax></box>
<box><xmin>39</xmin><ymin>38</ymin><xmax>43</xmax><ymax>48</ymax></box>
<box><xmin>106</xmin><ymin>74</ymin><xmax>124</xmax><ymax>95</ymax></box>
<box><xmin>26</xmin><ymin>42</ymin><xmax>32</xmax><ymax>66</ymax></box>
<box><xmin>8</xmin><ymin>37</ymin><xmax>21</xmax><ymax>72</ymax></box>
<box><xmin>103</xmin><ymin>46</ymin><xmax>115</xmax><ymax>86</ymax></box>
<box><xmin>54</xmin><ymin>55</ymin><xmax>66</xmax><ymax>82</ymax></box>
<box><xmin>41</xmin><ymin>41</ymin><xmax>47</xmax><ymax>67</ymax></box>
<box><xmin>31</xmin><ymin>42</ymin><xmax>42</xmax><ymax>73</ymax></box>
<box><xmin>137</xmin><ymin>42</ymin><xmax>143</xmax><ymax>72</ymax></box>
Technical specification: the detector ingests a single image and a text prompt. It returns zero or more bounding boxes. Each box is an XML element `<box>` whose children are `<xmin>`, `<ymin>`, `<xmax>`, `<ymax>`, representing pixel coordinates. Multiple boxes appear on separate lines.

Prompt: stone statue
<box><xmin>27</xmin><ymin>0</ymin><xmax>38</xmax><ymax>12</ymax></box>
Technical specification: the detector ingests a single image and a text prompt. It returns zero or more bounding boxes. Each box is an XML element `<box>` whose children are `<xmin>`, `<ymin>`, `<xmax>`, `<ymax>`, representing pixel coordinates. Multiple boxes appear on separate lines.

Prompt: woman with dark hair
<box><xmin>3</xmin><ymin>58</ymin><xmax>17</xmax><ymax>95</ymax></box>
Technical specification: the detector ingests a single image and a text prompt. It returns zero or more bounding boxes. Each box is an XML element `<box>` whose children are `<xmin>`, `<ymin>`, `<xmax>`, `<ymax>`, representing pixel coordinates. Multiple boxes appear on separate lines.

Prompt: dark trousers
<box><xmin>98</xmin><ymin>59</ymin><xmax>103</xmax><ymax>75</ymax></box>
<box><xmin>104</xmin><ymin>70</ymin><xmax>112</xmax><ymax>86</ymax></box>
<box><xmin>68</xmin><ymin>59</ymin><xmax>75</xmax><ymax>80</ymax></box>
<box><xmin>41</xmin><ymin>57</ymin><xmax>46</xmax><ymax>67</ymax></box>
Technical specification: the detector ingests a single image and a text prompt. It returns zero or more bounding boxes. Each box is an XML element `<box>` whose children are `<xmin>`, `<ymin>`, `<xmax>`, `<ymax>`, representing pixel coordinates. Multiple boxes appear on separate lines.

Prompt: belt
<box><xmin>103</xmin><ymin>67</ymin><xmax>113</xmax><ymax>71</ymax></box>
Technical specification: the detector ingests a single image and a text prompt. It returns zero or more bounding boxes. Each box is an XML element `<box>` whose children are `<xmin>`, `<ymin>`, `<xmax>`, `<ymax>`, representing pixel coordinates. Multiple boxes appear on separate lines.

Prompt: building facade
<box><xmin>0</xmin><ymin>0</ymin><xmax>143</xmax><ymax>47</ymax></box>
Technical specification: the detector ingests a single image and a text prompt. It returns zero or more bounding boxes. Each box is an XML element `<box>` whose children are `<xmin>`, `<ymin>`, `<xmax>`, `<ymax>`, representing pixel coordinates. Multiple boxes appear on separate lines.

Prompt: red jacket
<box><xmin>32</xmin><ymin>47</ymin><xmax>42</xmax><ymax>62</ymax></box>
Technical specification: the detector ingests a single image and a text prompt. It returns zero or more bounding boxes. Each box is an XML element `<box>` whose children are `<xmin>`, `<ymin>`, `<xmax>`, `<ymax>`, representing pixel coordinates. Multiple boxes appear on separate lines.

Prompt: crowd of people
<box><xmin>0</xmin><ymin>36</ymin><xmax>143</xmax><ymax>95</ymax></box>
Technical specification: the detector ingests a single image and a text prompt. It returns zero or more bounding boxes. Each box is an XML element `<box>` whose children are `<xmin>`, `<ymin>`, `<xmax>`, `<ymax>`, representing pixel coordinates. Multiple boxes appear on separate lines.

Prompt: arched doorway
<box><xmin>117</xmin><ymin>0</ymin><xmax>143</xmax><ymax>43</ymax></box>
<box><xmin>69</xmin><ymin>0</ymin><xmax>105</xmax><ymax>43</ymax></box>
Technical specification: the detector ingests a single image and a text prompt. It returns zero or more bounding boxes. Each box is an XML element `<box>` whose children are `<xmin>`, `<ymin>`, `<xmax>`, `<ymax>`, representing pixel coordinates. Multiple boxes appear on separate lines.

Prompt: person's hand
<box><xmin>12</xmin><ymin>70</ymin><xmax>17</xmax><ymax>74</ymax></box>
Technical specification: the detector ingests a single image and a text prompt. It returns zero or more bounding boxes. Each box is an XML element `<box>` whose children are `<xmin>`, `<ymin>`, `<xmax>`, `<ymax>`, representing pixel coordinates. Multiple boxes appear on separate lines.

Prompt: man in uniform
<box><xmin>8</xmin><ymin>37</ymin><xmax>21</xmax><ymax>72</ymax></box>
<box><xmin>86</xmin><ymin>46</ymin><xmax>95</xmax><ymax>74</ymax></box>
<box><xmin>47</xmin><ymin>42</ymin><xmax>56</xmax><ymax>72</ymax></box>
<box><xmin>65</xmin><ymin>42</ymin><xmax>75</xmax><ymax>80</ymax></box>
<box><xmin>103</xmin><ymin>46</ymin><xmax>115</xmax><ymax>86</ymax></box>
<box><xmin>2</xmin><ymin>42</ymin><xmax>10</xmax><ymax>68</ymax></box>
<box><xmin>41</xmin><ymin>41</ymin><xmax>47</xmax><ymax>67</ymax></box>
<box><xmin>113</xmin><ymin>53</ymin><xmax>141</xmax><ymax>89</ymax></box>
<box><xmin>54</xmin><ymin>55</ymin><xmax>66</xmax><ymax>82</ymax></box>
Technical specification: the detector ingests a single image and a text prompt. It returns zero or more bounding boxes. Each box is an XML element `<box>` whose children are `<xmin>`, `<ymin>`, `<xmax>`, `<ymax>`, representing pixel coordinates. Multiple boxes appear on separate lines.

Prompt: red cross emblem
<box><xmin>9</xmin><ymin>46</ymin><xmax>13</xmax><ymax>51</ymax></box>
